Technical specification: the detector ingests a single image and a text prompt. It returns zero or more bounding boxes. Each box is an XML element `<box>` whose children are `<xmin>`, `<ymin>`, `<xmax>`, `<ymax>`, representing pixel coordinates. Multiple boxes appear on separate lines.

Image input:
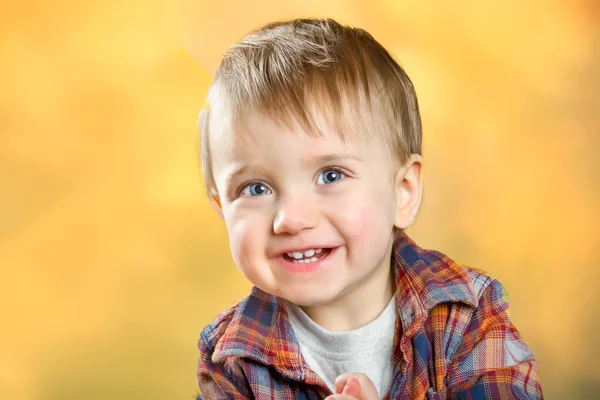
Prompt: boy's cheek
<box><xmin>229</xmin><ymin>228</ymin><xmax>266</xmax><ymax>283</ymax></box>
<box><xmin>227</xmin><ymin>218</ymin><xmax>261</xmax><ymax>261</ymax></box>
<box><xmin>332</xmin><ymin>195</ymin><xmax>391</xmax><ymax>238</ymax></box>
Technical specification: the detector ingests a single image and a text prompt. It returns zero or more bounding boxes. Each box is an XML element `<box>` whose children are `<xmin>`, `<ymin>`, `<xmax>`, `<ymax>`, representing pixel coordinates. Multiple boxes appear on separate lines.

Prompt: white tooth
<box><xmin>286</xmin><ymin>252</ymin><xmax>294</xmax><ymax>257</ymax></box>
<box><xmin>309</xmin><ymin>257</ymin><xmax>318</xmax><ymax>262</ymax></box>
<box><xmin>315</xmin><ymin>248</ymin><xmax>322</xmax><ymax>254</ymax></box>
<box><xmin>303</xmin><ymin>249</ymin><xmax>315</xmax><ymax>257</ymax></box>
<box><xmin>292</xmin><ymin>251</ymin><xmax>303</xmax><ymax>259</ymax></box>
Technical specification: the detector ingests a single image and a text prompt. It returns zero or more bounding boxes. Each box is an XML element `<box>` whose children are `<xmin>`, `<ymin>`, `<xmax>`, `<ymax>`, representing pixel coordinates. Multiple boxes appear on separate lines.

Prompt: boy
<box><xmin>196</xmin><ymin>18</ymin><xmax>543</xmax><ymax>399</ymax></box>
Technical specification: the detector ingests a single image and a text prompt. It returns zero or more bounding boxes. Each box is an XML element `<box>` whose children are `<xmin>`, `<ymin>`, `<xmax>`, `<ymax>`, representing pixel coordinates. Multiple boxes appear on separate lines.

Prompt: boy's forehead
<box><xmin>230</xmin><ymin>106</ymin><xmax>379</xmax><ymax>146</ymax></box>
<box><xmin>208</xmin><ymin>99</ymin><xmax>397</xmax><ymax>180</ymax></box>
<box><xmin>214</xmin><ymin>111</ymin><xmax>353</xmax><ymax>158</ymax></box>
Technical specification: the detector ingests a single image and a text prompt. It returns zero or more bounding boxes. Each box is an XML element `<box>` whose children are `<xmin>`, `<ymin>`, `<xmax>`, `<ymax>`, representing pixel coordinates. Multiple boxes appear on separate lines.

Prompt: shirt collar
<box><xmin>391</xmin><ymin>231</ymin><xmax>478</xmax><ymax>336</ymax></box>
<box><xmin>211</xmin><ymin>231</ymin><xmax>478</xmax><ymax>380</ymax></box>
<box><xmin>211</xmin><ymin>286</ymin><xmax>305</xmax><ymax>381</ymax></box>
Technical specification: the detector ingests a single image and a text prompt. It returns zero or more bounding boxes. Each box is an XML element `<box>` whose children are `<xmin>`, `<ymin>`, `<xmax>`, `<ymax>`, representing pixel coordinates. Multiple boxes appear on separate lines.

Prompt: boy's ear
<box><xmin>393</xmin><ymin>154</ymin><xmax>423</xmax><ymax>230</ymax></box>
<box><xmin>209</xmin><ymin>194</ymin><xmax>225</xmax><ymax>220</ymax></box>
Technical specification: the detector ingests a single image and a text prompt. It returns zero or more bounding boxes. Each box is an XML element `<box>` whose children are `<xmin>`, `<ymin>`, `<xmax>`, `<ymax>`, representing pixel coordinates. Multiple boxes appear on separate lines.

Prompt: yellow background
<box><xmin>1</xmin><ymin>0</ymin><xmax>598</xmax><ymax>399</ymax></box>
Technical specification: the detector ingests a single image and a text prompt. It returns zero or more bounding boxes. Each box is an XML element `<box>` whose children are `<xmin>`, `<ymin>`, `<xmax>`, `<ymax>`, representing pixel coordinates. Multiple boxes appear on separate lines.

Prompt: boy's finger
<box><xmin>324</xmin><ymin>395</ymin><xmax>360</xmax><ymax>400</ymax></box>
<box><xmin>334</xmin><ymin>372</ymin><xmax>380</xmax><ymax>400</ymax></box>
<box><xmin>334</xmin><ymin>372</ymin><xmax>357</xmax><ymax>394</ymax></box>
<box><xmin>341</xmin><ymin>377</ymin><xmax>361</xmax><ymax>397</ymax></box>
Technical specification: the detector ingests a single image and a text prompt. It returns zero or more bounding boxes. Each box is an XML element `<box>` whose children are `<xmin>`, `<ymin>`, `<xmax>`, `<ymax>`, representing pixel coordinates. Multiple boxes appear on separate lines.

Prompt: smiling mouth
<box><xmin>282</xmin><ymin>248</ymin><xmax>333</xmax><ymax>263</ymax></box>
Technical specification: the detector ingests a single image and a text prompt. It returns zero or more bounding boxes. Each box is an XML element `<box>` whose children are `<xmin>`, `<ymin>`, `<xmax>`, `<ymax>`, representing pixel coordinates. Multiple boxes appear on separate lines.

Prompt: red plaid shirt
<box><xmin>197</xmin><ymin>232</ymin><xmax>543</xmax><ymax>399</ymax></box>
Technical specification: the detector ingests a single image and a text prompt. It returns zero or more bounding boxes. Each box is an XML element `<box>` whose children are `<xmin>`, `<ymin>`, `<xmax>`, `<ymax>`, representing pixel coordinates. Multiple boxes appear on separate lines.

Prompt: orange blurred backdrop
<box><xmin>1</xmin><ymin>0</ymin><xmax>598</xmax><ymax>399</ymax></box>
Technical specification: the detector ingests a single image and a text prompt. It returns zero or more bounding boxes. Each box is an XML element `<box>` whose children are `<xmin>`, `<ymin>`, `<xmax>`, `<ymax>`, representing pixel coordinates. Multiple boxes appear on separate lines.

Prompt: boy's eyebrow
<box><xmin>225</xmin><ymin>153</ymin><xmax>364</xmax><ymax>186</ymax></box>
<box><xmin>303</xmin><ymin>153</ymin><xmax>364</xmax><ymax>166</ymax></box>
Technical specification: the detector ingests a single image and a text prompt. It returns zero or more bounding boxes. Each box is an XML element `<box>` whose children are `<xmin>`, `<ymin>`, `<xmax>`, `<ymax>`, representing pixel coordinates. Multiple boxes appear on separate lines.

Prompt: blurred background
<box><xmin>1</xmin><ymin>0</ymin><xmax>598</xmax><ymax>398</ymax></box>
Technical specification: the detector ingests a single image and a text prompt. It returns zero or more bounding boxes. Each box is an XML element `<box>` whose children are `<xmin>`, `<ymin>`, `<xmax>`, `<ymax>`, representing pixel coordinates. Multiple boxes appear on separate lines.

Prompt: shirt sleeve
<box><xmin>197</xmin><ymin>334</ymin><xmax>253</xmax><ymax>400</ymax></box>
<box><xmin>446</xmin><ymin>279</ymin><xmax>544</xmax><ymax>399</ymax></box>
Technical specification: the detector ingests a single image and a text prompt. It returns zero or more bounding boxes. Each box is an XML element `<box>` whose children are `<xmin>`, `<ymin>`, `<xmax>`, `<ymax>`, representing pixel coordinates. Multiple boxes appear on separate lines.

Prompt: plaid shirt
<box><xmin>197</xmin><ymin>232</ymin><xmax>543</xmax><ymax>399</ymax></box>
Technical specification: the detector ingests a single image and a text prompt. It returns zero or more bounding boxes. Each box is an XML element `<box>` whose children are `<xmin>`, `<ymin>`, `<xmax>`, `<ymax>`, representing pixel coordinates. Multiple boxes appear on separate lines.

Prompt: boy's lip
<box><xmin>277</xmin><ymin>246</ymin><xmax>338</xmax><ymax>274</ymax></box>
<box><xmin>273</xmin><ymin>244</ymin><xmax>338</xmax><ymax>258</ymax></box>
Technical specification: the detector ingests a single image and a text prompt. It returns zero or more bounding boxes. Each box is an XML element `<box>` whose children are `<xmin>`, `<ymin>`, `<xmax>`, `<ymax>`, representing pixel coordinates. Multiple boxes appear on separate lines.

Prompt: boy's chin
<box><xmin>278</xmin><ymin>287</ymin><xmax>340</xmax><ymax>308</ymax></box>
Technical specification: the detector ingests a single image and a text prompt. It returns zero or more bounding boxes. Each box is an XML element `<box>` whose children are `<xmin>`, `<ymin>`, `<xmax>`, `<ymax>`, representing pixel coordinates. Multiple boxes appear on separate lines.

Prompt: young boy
<box><xmin>196</xmin><ymin>18</ymin><xmax>543</xmax><ymax>400</ymax></box>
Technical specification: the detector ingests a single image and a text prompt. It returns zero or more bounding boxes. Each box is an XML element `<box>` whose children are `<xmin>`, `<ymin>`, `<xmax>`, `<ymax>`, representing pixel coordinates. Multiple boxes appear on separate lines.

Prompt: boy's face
<box><xmin>209</xmin><ymin>111</ymin><xmax>418</xmax><ymax>308</ymax></box>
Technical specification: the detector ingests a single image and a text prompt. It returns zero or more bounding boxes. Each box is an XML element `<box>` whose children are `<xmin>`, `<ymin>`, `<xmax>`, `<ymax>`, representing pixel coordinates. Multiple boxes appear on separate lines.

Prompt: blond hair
<box><xmin>199</xmin><ymin>18</ymin><xmax>423</xmax><ymax>239</ymax></box>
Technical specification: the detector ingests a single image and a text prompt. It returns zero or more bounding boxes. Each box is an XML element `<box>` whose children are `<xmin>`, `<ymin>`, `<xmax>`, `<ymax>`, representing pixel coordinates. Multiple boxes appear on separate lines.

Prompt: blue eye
<box><xmin>241</xmin><ymin>183</ymin><xmax>271</xmax><ymax>197</ymax></box>
<box><xmin>317</xmin><ymin>169</ymin><xmax>345</xmax><ymax>185</ymax></box>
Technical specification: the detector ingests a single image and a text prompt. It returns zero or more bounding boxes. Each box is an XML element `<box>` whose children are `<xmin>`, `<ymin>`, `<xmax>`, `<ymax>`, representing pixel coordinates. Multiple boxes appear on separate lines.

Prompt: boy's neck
<box><xmin>299</xmin><ymin>255</ymin><xmax>397</xmax><ymax>332</ymax></box>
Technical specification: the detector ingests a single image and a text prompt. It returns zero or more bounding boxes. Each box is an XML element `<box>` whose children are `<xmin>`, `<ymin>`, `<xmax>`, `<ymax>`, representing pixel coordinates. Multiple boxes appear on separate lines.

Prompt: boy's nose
<box><xmin>273</xmin><ymin>198</ymin><xmax>319</xmax><ymax>235</ymax></box>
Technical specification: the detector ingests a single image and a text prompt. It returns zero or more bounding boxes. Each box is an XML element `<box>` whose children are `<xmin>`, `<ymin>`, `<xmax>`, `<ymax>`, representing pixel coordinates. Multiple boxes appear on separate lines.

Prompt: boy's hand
<box><xmin>324</xmin><ymin>372</ymin><xmax>380</xmax><ymax>400</ymax></box>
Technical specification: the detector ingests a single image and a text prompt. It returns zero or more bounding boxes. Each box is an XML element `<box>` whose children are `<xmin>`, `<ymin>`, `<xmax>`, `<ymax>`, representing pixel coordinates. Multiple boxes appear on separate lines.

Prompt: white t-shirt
<box><xmin>284</xmin><ymin>294</ymin><xmax>397</xmax><ymax>398</ymax></box>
